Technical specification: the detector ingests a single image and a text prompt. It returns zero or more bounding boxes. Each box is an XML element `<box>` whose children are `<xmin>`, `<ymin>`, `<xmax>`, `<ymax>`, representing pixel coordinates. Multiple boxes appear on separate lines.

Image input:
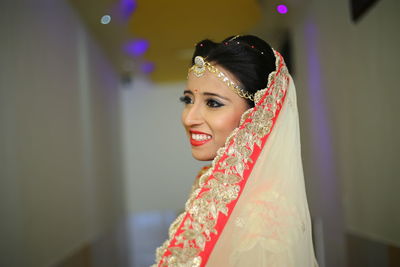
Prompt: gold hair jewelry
<box><xmin>228</xmin><ymin>35</ymin><xmax>241</xmax><ymax>42</ymax></box>
<box><xmin>188</xmin><ymin>56</ymin><xmax>254</xmax><ymax>101</ymax></box>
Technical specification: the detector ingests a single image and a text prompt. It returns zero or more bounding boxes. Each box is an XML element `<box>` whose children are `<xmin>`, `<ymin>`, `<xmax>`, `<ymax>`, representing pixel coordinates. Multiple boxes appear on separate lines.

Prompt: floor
<box><xmin>56</xmin><ymin>211</ymin><xmax>177</xmax><ymax>267</ymax></box>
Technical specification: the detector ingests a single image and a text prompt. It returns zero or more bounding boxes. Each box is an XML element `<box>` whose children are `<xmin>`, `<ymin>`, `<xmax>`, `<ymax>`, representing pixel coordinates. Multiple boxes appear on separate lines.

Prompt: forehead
<box><xmin>186</xmin><ymin>64</ymin><xmax>240</xmax><ymax>97</ymax></box>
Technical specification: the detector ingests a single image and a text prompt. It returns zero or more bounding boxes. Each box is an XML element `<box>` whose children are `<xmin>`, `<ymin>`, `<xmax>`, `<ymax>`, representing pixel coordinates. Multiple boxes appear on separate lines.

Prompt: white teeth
<box><xmin>192</xmin><ymin>133</ymin><xmax>211</xmax><ymax>141</ymax></box>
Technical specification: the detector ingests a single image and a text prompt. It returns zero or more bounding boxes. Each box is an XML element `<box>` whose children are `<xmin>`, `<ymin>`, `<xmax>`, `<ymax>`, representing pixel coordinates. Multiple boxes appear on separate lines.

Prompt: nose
<box><xmin>182</xmin><ymin>103</ymin><xmax>203</xmax><ymax>128</ymax></box>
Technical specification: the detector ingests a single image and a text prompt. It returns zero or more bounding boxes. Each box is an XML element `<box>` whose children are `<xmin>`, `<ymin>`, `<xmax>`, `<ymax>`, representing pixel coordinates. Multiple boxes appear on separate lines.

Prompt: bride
<box><xmin>153</xmin><ymin>35</ymin><xmax>318</xmax><ymax>267</ymax></box>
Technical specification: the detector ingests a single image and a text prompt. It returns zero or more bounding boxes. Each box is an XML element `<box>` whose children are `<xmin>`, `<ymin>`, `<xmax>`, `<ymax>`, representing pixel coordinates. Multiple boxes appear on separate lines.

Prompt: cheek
<box><xmin>181</xmin><ymin>109</ymin><xmax>188</xmax><ymax>128</ymax></box>
<box><xmin>211</xmin><ymin>110</ymin><xmax>243</xmax><ymax>142</ymax></box>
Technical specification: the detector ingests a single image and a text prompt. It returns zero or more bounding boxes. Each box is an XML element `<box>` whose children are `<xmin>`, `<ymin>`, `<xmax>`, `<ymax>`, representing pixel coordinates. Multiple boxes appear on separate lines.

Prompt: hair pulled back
<box><xmin>191</xmin><ymin>35</ymin><xmax>276</xmax><ymax>106</ymax></box>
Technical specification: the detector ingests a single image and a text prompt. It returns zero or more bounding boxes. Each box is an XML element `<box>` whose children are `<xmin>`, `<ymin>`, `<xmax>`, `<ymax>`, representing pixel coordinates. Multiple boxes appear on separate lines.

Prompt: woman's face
<box><xmin>181</xmin><ymin>64</ymin><xmax>250</xmax><ymax>161</ymax></box>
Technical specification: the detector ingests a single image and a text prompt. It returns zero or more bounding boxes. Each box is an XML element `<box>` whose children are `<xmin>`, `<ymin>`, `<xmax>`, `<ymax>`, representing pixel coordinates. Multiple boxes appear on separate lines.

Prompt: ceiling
<box><xmin>68</xmin><ymin>0</ymin><xmax>292</xmax><ymax>83</ymax></box>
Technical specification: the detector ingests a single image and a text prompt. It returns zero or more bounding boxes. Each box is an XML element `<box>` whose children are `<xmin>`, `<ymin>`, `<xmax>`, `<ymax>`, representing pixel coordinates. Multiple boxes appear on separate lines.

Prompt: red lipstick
<box><xmin>189</xmin><ymin>130</ymin><xmax>212</xmax><ymax>146</ymax></box>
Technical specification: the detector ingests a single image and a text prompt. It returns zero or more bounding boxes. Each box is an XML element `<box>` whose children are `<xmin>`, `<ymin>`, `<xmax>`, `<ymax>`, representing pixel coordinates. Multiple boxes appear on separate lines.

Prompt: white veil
<box><xmin>206</xmin><ymin>75</ymin><xmax>318</xmax><ymax>267</ymax></box>
<box><xmin>153</xmin><ymin>50</ymin><xmax>318</xmax><ymax>267</ymax></box>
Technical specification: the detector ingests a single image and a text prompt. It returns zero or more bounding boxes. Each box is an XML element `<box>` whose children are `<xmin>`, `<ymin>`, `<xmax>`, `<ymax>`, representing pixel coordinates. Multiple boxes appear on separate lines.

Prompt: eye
<box><xmin>179</xmin><ymin>95</ymin><xmax>193</xmax><ymax>105</ymax></box>
<box><xmin>206</xmin><ymin>98</ymin><xmax>224</xmax><ymax>108</ymax></box>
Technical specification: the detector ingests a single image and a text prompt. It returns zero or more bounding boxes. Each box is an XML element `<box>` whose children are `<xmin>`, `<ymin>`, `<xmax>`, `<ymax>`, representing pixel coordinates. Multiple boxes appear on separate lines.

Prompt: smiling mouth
<box><xmin>190</xmin><ymin>131</ymin><xmax>212</xmax><ymax>146</ymax></box>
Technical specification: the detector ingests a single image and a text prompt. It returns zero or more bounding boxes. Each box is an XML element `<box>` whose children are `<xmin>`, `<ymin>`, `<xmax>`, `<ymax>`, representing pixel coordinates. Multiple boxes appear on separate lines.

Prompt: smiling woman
<box><xmin>153</xmin><ymin>35</ymin><xmax>319</xmax><ymax>267</ymax></box>
<box><xmin>181</xmin><ymin>64</ymin><xmax>249</xmax><ymax>161</ymax></box>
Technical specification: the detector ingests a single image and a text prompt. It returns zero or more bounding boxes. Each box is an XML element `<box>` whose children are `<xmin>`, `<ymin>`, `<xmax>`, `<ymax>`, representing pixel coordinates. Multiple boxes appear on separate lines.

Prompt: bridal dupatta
<box><xmin>153</xmin><ymin>50</ymin><xmax>318</xmax><ymax>267</ymax></box>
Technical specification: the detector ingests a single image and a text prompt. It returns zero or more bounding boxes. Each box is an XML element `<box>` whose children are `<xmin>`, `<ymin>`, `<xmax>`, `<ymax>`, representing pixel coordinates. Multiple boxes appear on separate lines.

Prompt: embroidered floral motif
<box><xmin>233</xmin><ymin>189</ymin><xmax>304</xmax><ymax>254</ymax></box>
<box><xmin>153</xmin><ymin>51</ymin><xmax>290</xmax><ymax>267</ymax></box>
<box><xmin>235</xmin><ymin>217</ymin><xmax>246</xmax><ymax>228</ymax></box>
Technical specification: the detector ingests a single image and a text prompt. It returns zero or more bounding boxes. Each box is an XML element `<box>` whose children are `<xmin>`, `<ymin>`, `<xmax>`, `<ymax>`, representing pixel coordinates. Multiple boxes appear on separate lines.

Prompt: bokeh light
<box><xmin>100</xmin><ymin>15</ymin><xmax>112</xmax><ymax>24</ymax></box>
<box><xmin>276</xmin><ymin>4</ymin><xmax>288</xmax><ymax>14</ymax></box>
<box><xmin>123</xmin><ymin>39</ymin><xmax>150</xmax><ymax>57</ymax></box>
<box><xmin>141</xmin><ymin>62</ymin><xmax>155</xmax><ymax>74</ymax></box>
<box><xmin>120</xmin><ymin>0</ymin><xmax>137</xmax><ymax>20</ymax></box>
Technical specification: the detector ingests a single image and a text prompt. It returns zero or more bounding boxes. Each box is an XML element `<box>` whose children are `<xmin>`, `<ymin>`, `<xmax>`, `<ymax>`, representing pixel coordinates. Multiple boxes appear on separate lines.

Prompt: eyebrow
<box><xmin>183</xmin><ymin>90</ymin><xmax>230</xmax><ymax>101</ymax></box>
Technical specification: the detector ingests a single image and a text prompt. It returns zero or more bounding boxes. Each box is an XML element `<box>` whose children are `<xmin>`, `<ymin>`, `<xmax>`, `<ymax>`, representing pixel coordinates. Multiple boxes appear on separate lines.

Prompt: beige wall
<box><xmin>0</xmin><ymin>1</ymin><xmax>124</xmax><ymax>266</ymax></box>
<box><xmin>291</xmin><ymin>0</ymin><xmax>400</xmax><ymax>266</ymax></box>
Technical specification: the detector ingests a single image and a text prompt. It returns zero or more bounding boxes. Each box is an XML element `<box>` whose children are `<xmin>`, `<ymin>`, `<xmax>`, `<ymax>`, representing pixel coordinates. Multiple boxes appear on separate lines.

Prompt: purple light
<box><xmin>120</xmin><ymin>0</ymin><xmax>137</xmax><ymax>20</ymax></box>
<box><xmin>276</xmin><ymin>4</ymin><xmax>288</xmax><ymax>14</ymax></box>
<box><xmin>123</xmin><ymin>39</ymin><xmax>149</xmax><ymax>57</ymax></box>
<box><xmin>141</xmin><ymin>62</ymin><xmax>155</xmax><ymax>74</ymax></box>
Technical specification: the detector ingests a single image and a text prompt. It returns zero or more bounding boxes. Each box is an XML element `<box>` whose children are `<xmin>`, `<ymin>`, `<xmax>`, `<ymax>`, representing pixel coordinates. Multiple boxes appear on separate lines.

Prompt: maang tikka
<box><xmin>188</xmin><ymin>56</ymin><xmax>255</xmax><ymax>101</ymax></box>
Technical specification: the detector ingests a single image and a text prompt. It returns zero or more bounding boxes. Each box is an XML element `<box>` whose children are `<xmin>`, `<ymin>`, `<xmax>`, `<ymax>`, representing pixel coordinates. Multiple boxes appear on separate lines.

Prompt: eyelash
<box><xmin>206</xmin><ymin>98</ymin><xmax>224</xmax><ymax>108</ymax></box>
<box><xmin>179</xmin><ymin>96</ymin><xmax>224</xmax><ymax>108</ymax></box>
<box><xmin>179</xmin><ymin>95</ymin><xmax>193</xmax><ymax>104</ymax></box>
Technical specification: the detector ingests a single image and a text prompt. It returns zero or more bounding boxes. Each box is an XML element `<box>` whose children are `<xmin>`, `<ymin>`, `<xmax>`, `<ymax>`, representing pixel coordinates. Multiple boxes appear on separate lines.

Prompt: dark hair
<box><xmin>191</xmin><ymin>35</ymin><xmax>276</xmax><ymax>106</ymax></box>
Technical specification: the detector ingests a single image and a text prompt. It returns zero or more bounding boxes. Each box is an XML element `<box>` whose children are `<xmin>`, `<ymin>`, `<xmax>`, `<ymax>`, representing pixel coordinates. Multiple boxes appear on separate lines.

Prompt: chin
<box><xmin>191</xmin><ymin>151</ymin><xmax>215</xmax><ymax>162</ymax></box>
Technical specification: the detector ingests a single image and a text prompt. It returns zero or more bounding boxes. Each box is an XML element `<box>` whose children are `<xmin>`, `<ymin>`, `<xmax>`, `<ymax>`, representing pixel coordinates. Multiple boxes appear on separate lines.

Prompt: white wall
<box><xmin>0</xmin><ymin>1</ymin><xmax>124</xmax><ymax>266</ymax></box>
<box><xmin>120</xmin><ymin>77</ymin><xmax>203</xmax><ymax>214</ymax></box>
<box><xmin>291</xmin><ymin>0</ymin><xmax>400</xmax><ymax>266</ymax></box>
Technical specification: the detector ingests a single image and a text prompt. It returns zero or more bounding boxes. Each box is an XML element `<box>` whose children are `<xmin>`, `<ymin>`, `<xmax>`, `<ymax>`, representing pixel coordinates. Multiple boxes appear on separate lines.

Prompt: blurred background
<box><xmin>0</xmin><ymin>0</ymin><xmax>399</xmax><ymax>266</ymax></box>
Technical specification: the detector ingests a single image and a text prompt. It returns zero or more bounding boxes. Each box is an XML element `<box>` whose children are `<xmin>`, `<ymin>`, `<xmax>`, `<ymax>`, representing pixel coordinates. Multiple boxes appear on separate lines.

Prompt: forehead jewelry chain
<box><xmin>188</xmin><ymin>56</ymin><xmax>254</xmax><ymax>101</ymax></box>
